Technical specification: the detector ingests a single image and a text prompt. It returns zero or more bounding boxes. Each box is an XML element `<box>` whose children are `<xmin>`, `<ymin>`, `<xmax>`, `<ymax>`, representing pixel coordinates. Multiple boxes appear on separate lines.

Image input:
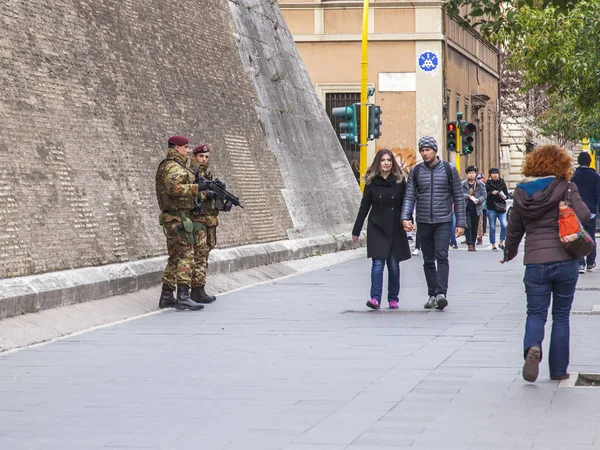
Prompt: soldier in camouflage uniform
<box><xmin>190</xmin><ymin>144</ymin><xmax>231</xmax><ymax>303</ymax></box>
<box><xmin>155</xmin><ymin>135</ymin><xmax>204</xmax><ymax>311</ymax></box>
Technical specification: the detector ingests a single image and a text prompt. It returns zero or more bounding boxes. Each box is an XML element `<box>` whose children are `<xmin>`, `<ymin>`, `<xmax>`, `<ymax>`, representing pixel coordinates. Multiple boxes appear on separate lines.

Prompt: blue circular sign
<box><xmin>418</xmin><ymin>52</ymin><xmax>439</xmax><ymax>72</ymax></box>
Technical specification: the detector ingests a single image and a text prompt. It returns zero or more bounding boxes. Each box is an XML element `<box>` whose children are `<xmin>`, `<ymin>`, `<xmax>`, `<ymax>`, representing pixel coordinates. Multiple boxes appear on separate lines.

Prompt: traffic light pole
<box><xmin>359</xmin><ymin>0</ymin><xmax>369</xmax><ymax>192</ymax></box>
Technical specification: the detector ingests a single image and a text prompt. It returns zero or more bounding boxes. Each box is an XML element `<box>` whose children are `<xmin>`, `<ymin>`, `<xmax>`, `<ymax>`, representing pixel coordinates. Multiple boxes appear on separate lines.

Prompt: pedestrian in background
<box><xmin>401</xmin><ymin>136</ymin><xmax>465</xmax><ymax>310</ymax></box>
<box><xmin>486</xmin><ymin>168</ymin><xmax>509</xmax><ymax>251</ymax></box>
<box><xmin>570</xmin><ymin>151</ymin><xmax>600</xmax><ymax>273</ymax></box>
<box><xmin>476</xmin><ymin>173</ymin><xmax>487</xmax><ymax>245</ymax></box>
<box><xmin>502</xmin><ymin>144</ymin><xmax>591</xmax><ymax>383</ymax></box>
<box><xmin>352</xmin><ymin>149</ymin><xmax>411</xmax><ymax>310</ymax></box>
<box><xmin>462</xmin><ymin>165</ymin><xmax>486</xmax><ymax>252</ymax></box>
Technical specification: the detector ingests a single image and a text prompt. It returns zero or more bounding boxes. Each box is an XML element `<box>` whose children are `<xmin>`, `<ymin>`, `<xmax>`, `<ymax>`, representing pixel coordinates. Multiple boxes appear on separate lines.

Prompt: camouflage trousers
<box><xmin>192</xmin><ymin>226</ymin><xmax>217</xmax><ymax>287</ymax></box>
<box><xmin>162</xmin><ymin>219</ymin><xmax>194</xmax><ymax>290</ymax></box>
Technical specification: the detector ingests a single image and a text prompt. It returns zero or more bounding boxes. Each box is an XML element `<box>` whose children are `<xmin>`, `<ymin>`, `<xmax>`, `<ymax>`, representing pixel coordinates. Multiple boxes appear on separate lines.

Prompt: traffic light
<box><xmin>332</xmin><ymin>104</ymin><xmax>358</xmax><ymax>143</ymax></box>
<box><xmin>591</xmin><ymin>139</ymin><xmax>600</xmax><ymax>153</ymax></box>
<box><xmin>368</xmin><ymin>105</ymin><xmax>382</xmax><ymax>140</ymax></box>
<box><xmin>460</xmin><ymin>121</ymin><xmax>477</xmax><ymax>155</ymax></box>
<box><xmin>446</xmin><ymin>121</ymin><xmax>457</xmax><ymax>152</ymax></box>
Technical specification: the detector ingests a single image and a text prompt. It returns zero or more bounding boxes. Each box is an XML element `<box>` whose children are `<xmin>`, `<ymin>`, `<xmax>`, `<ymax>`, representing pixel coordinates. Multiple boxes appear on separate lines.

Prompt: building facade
<box><xmin>279</xmin><ymin>0</ymin><xmax>501</xmax><ymax>174</ymax></box>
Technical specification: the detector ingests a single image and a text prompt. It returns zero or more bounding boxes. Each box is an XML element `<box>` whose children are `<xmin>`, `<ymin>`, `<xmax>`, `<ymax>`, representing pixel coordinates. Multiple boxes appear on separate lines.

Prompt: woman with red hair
<box><xmin>503</xmin><ymin>145</ymin><xmax>591</xmax><ymax>383</ymax></box>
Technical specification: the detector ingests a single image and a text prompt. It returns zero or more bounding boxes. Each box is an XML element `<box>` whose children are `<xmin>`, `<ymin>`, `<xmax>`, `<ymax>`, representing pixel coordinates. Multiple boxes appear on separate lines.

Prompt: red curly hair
<box><xmin>521</xmin><ymin>144</ymin><xmax>572</xmax><ymax>180</ymax></box>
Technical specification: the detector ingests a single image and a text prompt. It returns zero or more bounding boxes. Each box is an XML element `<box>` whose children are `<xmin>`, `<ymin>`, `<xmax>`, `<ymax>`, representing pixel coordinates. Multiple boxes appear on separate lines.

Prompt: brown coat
<box><xmin>504</xmin><ymin>178</ymin><xmax>591</xmax><ymax>265</ymax></box>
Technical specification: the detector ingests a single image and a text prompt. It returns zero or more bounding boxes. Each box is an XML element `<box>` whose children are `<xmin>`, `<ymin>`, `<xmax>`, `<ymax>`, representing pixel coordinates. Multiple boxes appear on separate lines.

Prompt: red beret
<box><xmin>193</xmin><ymin>144</ymin><xmax>211</xmax><ymax>155</ymax></box>
<box><xmin>168</xmin><ymin>135</ymin><xmax>189</xmax><ymax>146</ymax></box>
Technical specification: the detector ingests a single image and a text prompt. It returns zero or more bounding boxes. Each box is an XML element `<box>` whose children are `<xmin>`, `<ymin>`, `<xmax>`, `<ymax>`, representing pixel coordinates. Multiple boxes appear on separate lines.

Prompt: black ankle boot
<box><xmin>194</xmin><ymin>286</ymin><xmax>216</xmax><ymax>304</ymax></box>
<box><xmin>176</xmin><ymin>285</ymin><xmax>204</xmax><ymax>310</ymax></box>
<box><xmin>158</xmin><ymin>283</ymin><xmax>175</xmax><ymax>308</ymax></box>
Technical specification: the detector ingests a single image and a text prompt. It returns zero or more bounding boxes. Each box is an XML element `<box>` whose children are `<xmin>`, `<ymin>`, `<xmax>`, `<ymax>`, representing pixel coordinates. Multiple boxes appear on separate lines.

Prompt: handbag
<box><xmin>558</xmin><ymin>182</ymin><xmax>596</xmax><ymax>258</ymax></box>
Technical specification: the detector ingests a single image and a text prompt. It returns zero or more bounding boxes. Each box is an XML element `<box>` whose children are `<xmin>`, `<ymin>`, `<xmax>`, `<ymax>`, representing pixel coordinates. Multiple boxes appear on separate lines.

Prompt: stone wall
<box><xmin>0</xmin><ymin>0</ymin><xmax>360</xmax><ymax>279</ymax></box>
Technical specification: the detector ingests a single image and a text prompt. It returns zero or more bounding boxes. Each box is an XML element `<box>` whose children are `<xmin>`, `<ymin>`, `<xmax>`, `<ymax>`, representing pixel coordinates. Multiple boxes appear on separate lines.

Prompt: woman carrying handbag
<box><xmin>502</xmin><ymin>145</ymin><xmax>591</xmax><ymax>383</ymax></box>
<box><xmin>352</xmin><ymin>149</ymin><xmax>411</xmax><ymax>310</ymax></box>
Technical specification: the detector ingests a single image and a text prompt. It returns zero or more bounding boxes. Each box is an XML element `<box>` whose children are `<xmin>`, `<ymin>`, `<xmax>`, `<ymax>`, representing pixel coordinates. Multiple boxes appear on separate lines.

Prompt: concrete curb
<box><xmin>0</xmin><ymin>232</ymin><xmax>365</xmax><ymax>320</ymax></box>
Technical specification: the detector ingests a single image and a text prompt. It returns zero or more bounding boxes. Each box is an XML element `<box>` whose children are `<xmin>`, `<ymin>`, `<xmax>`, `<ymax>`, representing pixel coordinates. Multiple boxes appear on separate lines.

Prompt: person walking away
<box><xmin>570</xmin><ymin>151</ymin><xmax>600</xmax><ymax>273</ymax></box>
<box><xmin>352</xmin><ymin>149</ymin><xmax>411</xmax><ymax>310</ymax></box>
<box><xmin>502</xmin><ymin>144</ymin><xmax>591</xmax><ymax>382</ymax></box>
<box><xmin>412</xmin><ymin>229</ymin><xmax>421</xmax><ymax>256</ymax></box>
<box><xmin>462</xmin><ymin>165</ymin><xmax>486</xmax><ymax>251</ymax></box>
<box><xmin>401</xmin><ymin>136</ymin><xmax>466</xmax><ymax>310</ymax></box>
<box><xmin>155</xmin><ymin>136</ymin><xmax>204</xmax><ymax>311</ymax></box>
<box><xmin>450</xmin><ymin>205</ymin><xmax>459</xmax><ymax>249</ymax></box>
<box><xmin>476</xmin><ymin>173</ymin><xmax>487</xmax><ymax>245</ymax></box>
<box><xmin>486</xmin><ymin>168</ymin><xmax>509</xmax><ymax>251</ymax></box>
<box><xmin>190</xmin><ymin>144</ymin><xmax>234</xmax><ymax>303</ymax></box>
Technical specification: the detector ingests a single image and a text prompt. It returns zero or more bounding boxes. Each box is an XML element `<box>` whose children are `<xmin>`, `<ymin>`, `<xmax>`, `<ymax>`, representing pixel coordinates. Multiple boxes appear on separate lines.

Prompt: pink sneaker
<box><xmin>389</xmin><ymin>300</ymin><xmax>399</xmax><ymax>309</ymax></box>
<box><xmin>366</xmin><ymin>298</ymin><xmax>380</xmax><ymax>310</ymax></box>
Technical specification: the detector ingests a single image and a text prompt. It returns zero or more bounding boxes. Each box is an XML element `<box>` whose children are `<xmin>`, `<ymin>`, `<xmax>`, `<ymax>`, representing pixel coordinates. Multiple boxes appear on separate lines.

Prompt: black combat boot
<box><xmin>176</xmin><ymin>285</ymin><xmax>204</xmax><ymax>310</ymax></box>
<box><xmin>193</xmin><ymin>286</ymin><xmax>216</xmax><ymax>304</ymax></box>
<box><xmin>158</xmin><ymin>283</ymin><xmax>175</xmax><ymax>309</ymax></box>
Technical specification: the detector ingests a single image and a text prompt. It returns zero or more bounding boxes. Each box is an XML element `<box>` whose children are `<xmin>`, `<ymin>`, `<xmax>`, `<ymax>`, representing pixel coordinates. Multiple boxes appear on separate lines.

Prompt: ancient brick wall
<box><xmin>0</xmin><ymin>0</ymin><xmax>359</xmax><ymax>279</ymax></box>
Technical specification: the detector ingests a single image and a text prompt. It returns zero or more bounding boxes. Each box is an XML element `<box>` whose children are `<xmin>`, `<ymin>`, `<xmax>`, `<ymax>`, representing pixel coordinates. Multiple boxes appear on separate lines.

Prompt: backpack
<box><xmin>412</xmin><ymin>160</ymin><xmax>453</xmax><ymax>188</ymax></box>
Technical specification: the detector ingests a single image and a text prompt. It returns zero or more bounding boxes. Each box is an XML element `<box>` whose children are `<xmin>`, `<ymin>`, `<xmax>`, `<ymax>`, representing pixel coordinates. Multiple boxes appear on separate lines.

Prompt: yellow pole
<box><xmin>583</xmin><ymin>138</ymin><xmax>596</xmax><ymax>170</ymax></box>
<box><xmin>359</xmin><ymin>0</ymin><xmax>370</xmax><ymax>192</ymax></box>
<box><xmin>455</xmin><ymin>124</ymin><xmax>461</xmax><ymax>176</ymax></box>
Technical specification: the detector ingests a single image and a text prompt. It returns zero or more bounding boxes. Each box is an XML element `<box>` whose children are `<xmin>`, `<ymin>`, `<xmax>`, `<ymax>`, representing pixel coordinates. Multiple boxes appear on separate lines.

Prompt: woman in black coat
<box><xmin>352</xmin><ymin>149</ymin><xmax>411</xmax><ymax>310</ymax></box>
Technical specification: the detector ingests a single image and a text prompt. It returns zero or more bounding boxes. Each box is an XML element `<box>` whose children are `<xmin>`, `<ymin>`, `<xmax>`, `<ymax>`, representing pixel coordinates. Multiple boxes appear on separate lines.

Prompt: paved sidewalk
<box><xmin>1</xmin><ymin>245</ymin><xmax>600</xmax><ymax>449</ymax></box>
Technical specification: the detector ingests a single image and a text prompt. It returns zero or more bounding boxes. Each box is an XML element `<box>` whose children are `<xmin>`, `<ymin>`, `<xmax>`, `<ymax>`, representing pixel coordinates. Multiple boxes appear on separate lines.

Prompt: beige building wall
<box><xmin>279</xmin><ymin>1</ymin><xmax>500</xmax><ymax>173</ymax></box>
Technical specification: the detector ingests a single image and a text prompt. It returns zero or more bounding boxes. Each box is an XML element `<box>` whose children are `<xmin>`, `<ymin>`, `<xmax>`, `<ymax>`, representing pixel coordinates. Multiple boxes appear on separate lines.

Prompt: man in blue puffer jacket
<box><xmin>401</xmin><ymin>136</ymin><xmax>466</xmax><ymax>310</ymax></box>
<box><xmin>571</xmin><ymin>151</ymin><xmax>600</xmax><ymax>273</ymax></box>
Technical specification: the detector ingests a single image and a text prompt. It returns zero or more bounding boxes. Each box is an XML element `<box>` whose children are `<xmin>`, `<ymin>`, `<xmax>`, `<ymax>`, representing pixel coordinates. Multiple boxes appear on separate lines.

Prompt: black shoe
<box><xmin>192</xmin><ymin>286</ymin><xmax>216</xmax><ymax>304</ymax></box>
<box><xmin>435</xmin><ymin>293</ymin><xmax>448</xmax><ymax>311</ymax></box>
<box><xmin>159</xmin><ymin>283</ymin><xmax>176</xmax><ymax>308</ymax></box>
<box><xmin>176</xmin><ymin>285</ymin><xmax>204</xmax><ymax>310</ymax></box>
<box><xmin>451</xmin><ymin>244</ymin><xmax>458</xmax><ymax>249</ymax></box>
<box><xmin>587</xmin><ymin>263</ymin><xmax>596</xmax><ymax>272</ymax></box>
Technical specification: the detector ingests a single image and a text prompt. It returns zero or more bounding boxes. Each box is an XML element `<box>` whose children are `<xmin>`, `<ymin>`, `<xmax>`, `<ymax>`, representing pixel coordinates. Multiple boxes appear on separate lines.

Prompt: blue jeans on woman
<box><xmin>487</xmin><ymin>210</ymin><xmax>507</xmax><ymax>244</ymax></box>
<box><xmin>370</xmin><ymin>253</ymin><xmax>399</xmax><ymax>304</ymax></box>
<box><xmin>449</xmin><ymin>212</ymin><xmax>457</xmax><ymax>246</ymax></box>
<box><xmin>523</xmin><ymin>259</ymin><xmax>579</xmax><ymax>378</ymax></box>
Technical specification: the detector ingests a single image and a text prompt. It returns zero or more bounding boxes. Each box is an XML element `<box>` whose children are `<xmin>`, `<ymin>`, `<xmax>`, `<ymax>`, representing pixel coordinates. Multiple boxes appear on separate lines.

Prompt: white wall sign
<box><xmin>378</xmin><ymin>72</ymin><xmax>416</xmax><ymax>92</ymax></box>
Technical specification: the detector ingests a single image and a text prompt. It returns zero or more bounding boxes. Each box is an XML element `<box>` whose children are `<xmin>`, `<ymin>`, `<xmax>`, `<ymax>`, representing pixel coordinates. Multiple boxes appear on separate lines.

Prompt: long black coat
<box><xmin>352</xmin><ymin>174</ymin><xmax>411</xmax><ymax>261</ymax></box>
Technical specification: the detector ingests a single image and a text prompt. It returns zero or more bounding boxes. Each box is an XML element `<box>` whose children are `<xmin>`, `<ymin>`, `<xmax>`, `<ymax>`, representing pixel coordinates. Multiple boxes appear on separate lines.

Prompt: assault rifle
<box><xmin>196</xmin><ymin>175</ymin><xmax>244</xmax><ymax>209</ymax></box>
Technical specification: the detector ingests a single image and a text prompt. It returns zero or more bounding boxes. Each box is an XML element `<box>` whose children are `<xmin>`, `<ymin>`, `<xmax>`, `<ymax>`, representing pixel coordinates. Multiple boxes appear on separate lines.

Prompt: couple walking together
<box><xmin>352</xmin><ymin>136</ymin><xmax>466</xmax><ymax>311</ymax></box>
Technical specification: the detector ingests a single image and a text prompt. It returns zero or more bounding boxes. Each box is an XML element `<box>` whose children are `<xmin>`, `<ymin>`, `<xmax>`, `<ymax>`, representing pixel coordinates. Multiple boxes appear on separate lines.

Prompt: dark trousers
<box><xmin>415</xmin><ymin>230</ymin><xmax>421</xmax><ymax>250</ymax></box>
<box><xmin>370</xmin><ymin>253</ymin><xmax>399</xmax><ymax>303</ymax></box>
<box><xmin>523</xmin><ymin>259</ymin><xmax>579</xmax><ymax>377</ymax></box>
<box><xmin>417</xmin><ymin>222</ymin><xmax>452</xmax><ymax>296</ymax></box>
<box><xmin>579</xmin><ymin>216</ymin><xmax>597</xmax><ymax>267</ymax></box>
<box><xmin>465</xmin><ymin>213</ymin><xmax>479</xmax><ymax>246</ymax></box>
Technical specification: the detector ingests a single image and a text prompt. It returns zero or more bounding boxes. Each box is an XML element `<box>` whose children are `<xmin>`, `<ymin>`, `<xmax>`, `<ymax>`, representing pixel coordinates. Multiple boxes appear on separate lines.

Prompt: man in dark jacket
<box><xmin>486</xmin><ymin>168</ymin><xmax>510</xmax><ymax>252</ymax></box>
<box><xmin>571</xmin><ymin>151</ymin><xmax>600</xmax><ymax>272</ymax></box>
<box><xmin>401</xmin><ymin>136</ymin><xmax>466</xmax><ymax>310</ymax></box>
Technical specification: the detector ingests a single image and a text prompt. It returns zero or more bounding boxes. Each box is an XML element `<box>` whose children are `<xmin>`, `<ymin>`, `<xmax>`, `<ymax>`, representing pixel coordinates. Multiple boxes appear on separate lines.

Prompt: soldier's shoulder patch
<box><xmin>171</xmin><ymin>173</ymin><xmax>178</xmax><ymax>180</ymax></box>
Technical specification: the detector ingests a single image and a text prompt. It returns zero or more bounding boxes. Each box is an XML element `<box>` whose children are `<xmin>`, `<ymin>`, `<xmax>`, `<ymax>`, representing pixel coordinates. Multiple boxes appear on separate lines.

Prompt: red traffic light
<box><xmin>447</xmin><ymin>123</ymin><xmax>456</xmax><ymax>132</ymax></box>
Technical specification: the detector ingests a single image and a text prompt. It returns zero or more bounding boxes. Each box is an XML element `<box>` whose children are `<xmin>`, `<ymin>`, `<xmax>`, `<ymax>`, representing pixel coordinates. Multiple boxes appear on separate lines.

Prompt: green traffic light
<box><xmin>332</xmin><ymin>104</ymin><xmax>358</xmax><ymax>143</ymax></box>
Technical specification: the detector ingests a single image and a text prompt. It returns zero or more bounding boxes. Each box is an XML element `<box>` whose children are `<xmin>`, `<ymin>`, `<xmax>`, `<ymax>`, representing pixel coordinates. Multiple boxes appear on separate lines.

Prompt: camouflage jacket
<box><xmin>192</xmin><ymin>161</ymin><xmax>219</xmax><ymax>227</ymax></box>
<box><xmin>156</xmin><ymin>149</ymin><xmax>199</xmax><ymax>220</ymax></box>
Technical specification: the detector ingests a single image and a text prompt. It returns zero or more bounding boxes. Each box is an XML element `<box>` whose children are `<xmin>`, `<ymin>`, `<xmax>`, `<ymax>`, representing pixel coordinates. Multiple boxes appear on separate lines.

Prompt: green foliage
<box><xmin>506</xmin><ymin>2</ymin><xmax>600</xmax><ymax>140</ymax></box>
<box><xmin>446</xmin><ymin>0</ymin><xmax>600</xmax><ymax>142</ymax></box>
<box><xmin>446</xmin><ymin>0</ymin><xmax>582</xmax><ymax>37</ymax></box>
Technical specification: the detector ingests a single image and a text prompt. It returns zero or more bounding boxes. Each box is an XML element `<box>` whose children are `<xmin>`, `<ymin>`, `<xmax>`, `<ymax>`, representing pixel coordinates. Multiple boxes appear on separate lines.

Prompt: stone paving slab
<box><xmin>1</xmin><ymin>244</ymin><xmax>600</xmax><ymax>449</ymax></box>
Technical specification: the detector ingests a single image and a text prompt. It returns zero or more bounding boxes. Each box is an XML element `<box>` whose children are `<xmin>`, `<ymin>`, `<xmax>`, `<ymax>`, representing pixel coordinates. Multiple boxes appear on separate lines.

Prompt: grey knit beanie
<box><xmin>418</xmin><ymin>136</ymin><xmax>438</xmax><ymax>152</ymax></box>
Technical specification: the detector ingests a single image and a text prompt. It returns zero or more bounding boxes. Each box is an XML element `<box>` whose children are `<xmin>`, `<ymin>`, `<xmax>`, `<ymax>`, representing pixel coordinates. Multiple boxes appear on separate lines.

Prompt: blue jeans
<box><xmin>523</xmin><ymin>259</ymin><xmax>579</xmax><ymax>377</ymax></box>
<box><xmin>449</xmin><ymin>213</ymin><xmax>457</xmax><ymax>246</ymax></box>
<box><xmin>370</xmin><ymin>253</ymin><xmax>399</xmax><ymax>303</ymax></box>
<box><xmin>487</xmin><ymin>210</ymin><xmax>507</xmax><ymax>244</ymax></box>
